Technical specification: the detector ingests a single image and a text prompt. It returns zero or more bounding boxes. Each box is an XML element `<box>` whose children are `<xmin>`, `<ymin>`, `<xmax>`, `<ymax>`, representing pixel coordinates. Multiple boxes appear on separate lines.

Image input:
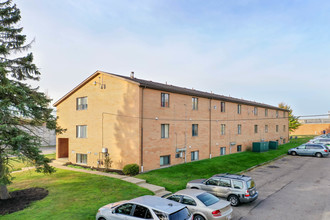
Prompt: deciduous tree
<box><xmin>278</xmin><ymin>102</ymin><xmax>301</xmax><ymax>132</ymax></box>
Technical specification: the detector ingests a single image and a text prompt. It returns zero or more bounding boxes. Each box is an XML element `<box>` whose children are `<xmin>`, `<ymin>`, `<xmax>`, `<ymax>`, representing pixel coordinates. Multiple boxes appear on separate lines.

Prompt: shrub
<box><xmin>123</xmin><ymin>164</ymin><xmax>139</xmax><ymax>176</ymax></box>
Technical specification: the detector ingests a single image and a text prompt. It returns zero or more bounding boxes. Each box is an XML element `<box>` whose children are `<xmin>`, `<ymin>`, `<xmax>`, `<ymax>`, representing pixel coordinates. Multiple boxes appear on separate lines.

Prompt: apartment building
<box><xmin>54</xmin><ymin>71</ymin><xmax>289</xmax><ymax>172</ymax></box>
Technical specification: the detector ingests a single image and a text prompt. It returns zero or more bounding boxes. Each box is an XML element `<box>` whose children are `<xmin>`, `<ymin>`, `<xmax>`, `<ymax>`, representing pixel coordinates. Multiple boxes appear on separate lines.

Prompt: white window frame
<box><xmin>160</xmin><ymin>155</ymin><xmax>170</xmax><ymax>166</ymax></box>
<box><xmin>191</xmin><ymin>151</ymin><xmax>199</xmax><ymax>161</ymax></box>
<box><xmin>221</xmin><ymin>102</ymin><xmax>225</xmax><ymax>112</ymax></box>
<box><xmin>161</xmin><ymin>93</ymin><xmax>170</xmax><ymax>107</ymax></box>
<box><xmin>238</xmin><ymin>124</ymin><xmax>241</xmax><ymax>134</ymax></box>
<box><xmin>161</xmin><ymin>124</ymin><xmax>169</xmax><ymax>138</ymax></box>
<box><xmin>221</xmin><ymin>124</ymin><xmax>226</xmax><ymax>135</ymax></box>
<box><xmin>192</xmin><ymin>97</ymin><xmax>198</xmax><ymax>110</ymax></box>
<box><xmin>237</xmin><ymin>104</ymin><xmax>241</xmax><ymax>114</ymax></box>
<box><xmin>192</xmin><ymin>124</ymin><xmax>198</xmax><ymax>136</ymax></box>
<box><xmin>76</xmin><ymin>153</ymin><xmax>87</xmax><ymax>164</ymax></box>
<box><xmin>76</xmin><ymin>125</ymin><xmax>87</xmax><ymax>138</ymax></box>
<box><xmin>220</xmin><ymin>147</ymin><xmax>226</xmax><ymax>155</ymax></box>
<box><xmin>76</xmin><ymin>97</ymin><xmax>88</xmax><ymax>110</ymax></box>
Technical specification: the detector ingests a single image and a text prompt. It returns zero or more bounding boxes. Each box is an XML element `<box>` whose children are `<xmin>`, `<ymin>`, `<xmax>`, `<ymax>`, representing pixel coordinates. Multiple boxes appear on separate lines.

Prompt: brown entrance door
<box><xmin>58</xmin><ymin>138</ymin><xmax>69</xmax><ymax>158</ymax></box>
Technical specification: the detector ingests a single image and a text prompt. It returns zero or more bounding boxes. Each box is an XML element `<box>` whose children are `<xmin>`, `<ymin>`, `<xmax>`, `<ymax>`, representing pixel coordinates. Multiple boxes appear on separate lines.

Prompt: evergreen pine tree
<box><xmin>0</xmin><ymin>0</ymin><xmax>62</xmax><ymax>200</ymax></box>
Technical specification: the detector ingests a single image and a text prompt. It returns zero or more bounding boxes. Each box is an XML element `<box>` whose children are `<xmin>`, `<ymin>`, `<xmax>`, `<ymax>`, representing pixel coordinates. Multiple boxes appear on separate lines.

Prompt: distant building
<box><xmin>290</xmin><ymin>112</ymin><xmax>330</xmax><ymax>135</ymax></box>
<box><xmin>54</xmin><ymin>71</ymin><xmax>289</xmax><ymax>172</ymax></box>
<box><xmin>22</xmin><ymin>124</ymin><xmax>56</xmax><ymax>146</ymax></box>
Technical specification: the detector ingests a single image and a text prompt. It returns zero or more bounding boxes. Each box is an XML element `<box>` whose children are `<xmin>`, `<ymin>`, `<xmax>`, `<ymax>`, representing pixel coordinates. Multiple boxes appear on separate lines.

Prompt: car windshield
<box><xmin>196</xmin><ymin>192</ymin><xmax>219</xmax><ymax>206</ymax></box>
<box><xmin>169</xmin><ymin>207</ymin><xmax>191</xmax><ymax>220</ymax></box>
<box><xmin>247</xmin><ymin>180</ymin><xmax>255</xmax><ymax>189</ymax></box>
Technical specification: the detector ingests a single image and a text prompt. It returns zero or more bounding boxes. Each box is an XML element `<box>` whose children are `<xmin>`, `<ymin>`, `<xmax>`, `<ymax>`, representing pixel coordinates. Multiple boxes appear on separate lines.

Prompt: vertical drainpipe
<box><xmin>209</xmin><ymin>98</ymin><xmax>212</xmax><ymax>159</ymax></box>
<box><xmin>140</xmin><ymin>87</ymin><xmax>145</xmax><ymax>172</ymax></box>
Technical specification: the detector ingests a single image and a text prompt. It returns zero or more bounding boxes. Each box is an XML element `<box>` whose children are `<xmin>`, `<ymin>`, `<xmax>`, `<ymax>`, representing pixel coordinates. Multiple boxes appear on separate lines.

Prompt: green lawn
<box><xmin>3</xmin><ymin>169</ymin><xmax>152</xmax><ymax>220</ymax></box>
<box><xmin>9</xmin><ymin>153</ymin><xmax>56</xmax><ymax>172</ymax></box>
<box><xmin>137</xmin><ymin>136</ymin><xmax>313</xmax><ymax>192</ymax></box>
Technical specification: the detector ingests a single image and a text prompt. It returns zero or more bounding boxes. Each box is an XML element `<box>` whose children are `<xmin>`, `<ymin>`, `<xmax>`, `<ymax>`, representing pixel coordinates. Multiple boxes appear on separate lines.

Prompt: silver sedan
<box><xmin>163</xmin><ymin>189</ymin><xmax>232</xmax><ymax>220</ymax></box>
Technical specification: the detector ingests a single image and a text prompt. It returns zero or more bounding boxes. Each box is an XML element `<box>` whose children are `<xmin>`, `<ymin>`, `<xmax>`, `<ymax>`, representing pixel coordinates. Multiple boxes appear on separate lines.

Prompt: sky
<box><xmin>15</xmin><ymin>0</ymin><xmax>330</xmax><ymax>117</ymax></box>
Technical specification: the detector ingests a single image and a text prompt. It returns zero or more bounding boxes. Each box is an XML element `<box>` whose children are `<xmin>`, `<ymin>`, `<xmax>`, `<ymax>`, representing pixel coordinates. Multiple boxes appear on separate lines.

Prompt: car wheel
<box><xmin>316</xmin><ymin>152</ymin><xmax>322</xmax><ymax>158</ymax></box>
<box><xmin>98</xmin><ymin>218</ymin><xmax>106</xmax><ymax>220</ymax></box>
<box><xmin>228</xmin><ymin>195</ymin><xmax>240</xmax><ymax>206</ymax></box>
<box><xmin>291</xmin><ymin>151</ymin><xmax>297</xmax><ymax>156</ymax></box>
<box><xmin>191</xmin><ymin>187</ymin><xmax>199</xmax><ymax>189</ymax></box>
<box><xmin>193</xmin><ymin>214</ymin><xmax>205</xmax><ymax>220</ymax></box>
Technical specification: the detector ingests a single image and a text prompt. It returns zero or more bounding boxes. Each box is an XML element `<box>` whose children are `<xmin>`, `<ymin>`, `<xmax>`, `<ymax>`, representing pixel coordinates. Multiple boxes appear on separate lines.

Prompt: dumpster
<box><xmin>252</xmin><ymin>142</ymin><xmax>269</xmax><ymax>152</ymax></box>
<box><xmin>269</xmin><ymin>141</ymin><xmax>278</xmax><ymax>150</ymax></box>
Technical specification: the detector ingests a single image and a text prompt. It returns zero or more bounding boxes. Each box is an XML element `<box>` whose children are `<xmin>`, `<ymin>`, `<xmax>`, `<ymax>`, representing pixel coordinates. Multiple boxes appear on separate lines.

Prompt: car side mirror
<box><xmin>112</xmin><ymin>209</ymin><xmax>116</xmax><ymax>214</ymax></box>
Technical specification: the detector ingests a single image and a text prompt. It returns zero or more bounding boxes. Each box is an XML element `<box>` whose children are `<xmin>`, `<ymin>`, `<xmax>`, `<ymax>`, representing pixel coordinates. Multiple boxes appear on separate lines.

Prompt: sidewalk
<box><xmin>19</xmin><ymin>162</ymin><xmax>171</xmax><ymax>197</ymax></box>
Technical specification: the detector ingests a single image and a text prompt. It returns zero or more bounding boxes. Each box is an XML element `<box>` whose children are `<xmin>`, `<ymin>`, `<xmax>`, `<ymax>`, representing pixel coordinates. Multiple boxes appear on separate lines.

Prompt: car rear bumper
<box><xmin>240</xmin><ymin>191</ymin><xmax>258</xmax><ymax>203</ymax></box>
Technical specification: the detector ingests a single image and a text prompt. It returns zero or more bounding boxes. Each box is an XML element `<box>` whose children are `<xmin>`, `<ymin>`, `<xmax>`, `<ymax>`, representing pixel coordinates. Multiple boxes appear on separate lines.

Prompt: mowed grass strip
<box><xmin>9</xmin><ymin>153</ymin><xmax>56</xmax><ymax>172</ymax></box>
<box><xmin>3</xmin><ymin>169</ymin><xmax>152</xmax><ymax>220</ymax></box>
<box><xmin>137</xmin><ymin>136</ymin><xmax>313</xmax><ymax>192</ymax></box>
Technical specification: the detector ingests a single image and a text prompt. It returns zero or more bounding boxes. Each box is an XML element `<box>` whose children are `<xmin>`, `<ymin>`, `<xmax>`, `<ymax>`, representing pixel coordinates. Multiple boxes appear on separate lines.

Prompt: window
<box><xmin>237</xmin><ymin>145</ymin><xmax>242</xmax><ymax>152</ymax></box>
<box><xmin>237</xmin><ymin>104</ymin><xmax>241</xmax><ymax>114</ymax></box>
<box><xmin>160</xmin><ymin>155</ymin><xmax>170</xmax><ymax>166</ymax></box>
<box><xmin>192</xmin><ymin>124</ymin><xmax>198</xmax><ymax>136</ymax></box>
<box><xmin>265</xmin><ymin>109</ymin><xmax>268</xmax><ymax>117</ymax></box>
<box><xmin>254</xmin><ymin>125</ymin><xmax>258</xmax><ymax>133</ymax></box>
<box><xmin>276</xmin><ymin>125</ymin><xmax>279</xmax><ymax>132</ymax></box>
<box><xmin>221</xmin><ymin>124</ymin><xmax>226</xmax><ymax>135</ymax></box>
<box><xmin>196</xmin><ymin>193</ymin><xmax>219</xmax><ymax>207</ymax></box>
<box><xmin>276</xmin><ymin>110</ymin><xmax>279</xmax><ymax>118</ymax></box>
<box><xmin>76</xmin><ymin>153</ymin><xmax>87</xmax><ymax>164</ymax></box>
<box><xmin>221</xmin><ymin>102</ymin><xmax>225</xmax><ymax>112</ymax></box>
<box><xmin>191</xmin><ymin>151</ymin><xmax>199</xmax><ymax>161</ymax></box>
<box><xmin>182</xmin><ymin>196</ymin><xmax>197</xmax><ymax>206</ymax></box>
<box><xmin>76</xmin><ymin>125</ymin><xmax>87</xmax><ymax>138</ymax></box>
<box><xmin>76</xmin><ymin>97</ymin><xmax>88</xmax><ymax>110</ymax></box>
<box><xmin>283</xmin><ymin>111</ymin><xmax>286</xmax><ymax>117</ymax></box>
<box><xmin>192</xmin><ymin>97</ymin><xmax>198</xmax><ymax>110</ymax></box>
<box><xmin>283</xmin><ymin>125</ymin><xmax>286</xmax><ymax>132</ymax></box>
<box><xmin>161</xmin><ymin>124</ymin><xmax>169</xmax><ymax>138</ymax></box>
<box><xmin>238</xmin><ymin>124</ymin><xmax>241</xmax><ymax>134</ymax></box>
<box><xmin>161</xmin><ymin>93</ymin><xmax>169</xmax><ymax>107</ymax></box>
<box><xmin>265</xmin><ymin>125</ymin><xmax>268</xmax><ymax>133</ymax></box>
<box><xmin>254</xmin><ymin>107</ymin><xmax>258</xmax><ymax>115</ymax></box>
<box><xmin>167</xmin><ymin>195</ymin><xmax>182</xmax><ymax>203</ymax></box>
<box><xmin>219</xmin><ymin>178</ymin><xmax>231</xmax><ymax>187</ymax></box>
<box><xmin>232</xmin><ymin>180</ymin><xmax>243</xmax><ymax>189</ymax></box>
<box><xmin>133</xmin><ymin>205</ymin><xmax>152</xmax><ymax>219</ymax></box>
<box><xmin>205</xmin><ymin>178</ymin><xmax>219</xmax><ymax>186</ymax></box>
<box><xmin>220</xmin><ymin>147</ymin><xmax>226</xmax><ymax>155</ymax></box>
<box><xmin>115</xmin><ymin>203</ymin><xmax>134</xmax><ymax>215</ymax></box>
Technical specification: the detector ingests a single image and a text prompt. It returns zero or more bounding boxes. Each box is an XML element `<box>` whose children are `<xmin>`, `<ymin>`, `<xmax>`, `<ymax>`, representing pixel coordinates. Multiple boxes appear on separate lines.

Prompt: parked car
<box><xmin>163</xmin><ymin>189</ymin><xmax>232</xmax><ymax>220</ymax></box>
<box><xmin>288</xmin><ymin>143</ymin><xmax>329</xmax><ymax>157</ymax></box>
<box><xmin>186</xmin><ymin>174</ymin><xmax>258</xmax><ymax>206</ymax></box>
<box><xmin>309</xmin><ymin>138</ymin><xmax>330</xmax><ymax>147</ymax></box>
<box><xmin>96</xmin><ymin>195</ymin><xmax>192</xmax><ymax>220</ymax></box>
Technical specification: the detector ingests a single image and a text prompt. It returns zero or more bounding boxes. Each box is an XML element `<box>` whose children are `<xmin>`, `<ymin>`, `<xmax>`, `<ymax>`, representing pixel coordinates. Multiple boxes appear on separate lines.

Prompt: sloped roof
<box><xmin>107</xmin><ymin>72</ymin><xmax>286</xmax><ymax>111</ymax></box>
<box><xmin>54</xmin><ymin>70</ymin><xmax>287</xmax><ymax>111</ymax></box>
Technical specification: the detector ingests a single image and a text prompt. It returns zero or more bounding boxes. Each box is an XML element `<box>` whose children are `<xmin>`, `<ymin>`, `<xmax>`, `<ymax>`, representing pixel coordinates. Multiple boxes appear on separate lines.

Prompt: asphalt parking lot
<box><xmin>232</xmin><ymin>155</ymin><xmax>330</xmax><ymax>220</ymax></box>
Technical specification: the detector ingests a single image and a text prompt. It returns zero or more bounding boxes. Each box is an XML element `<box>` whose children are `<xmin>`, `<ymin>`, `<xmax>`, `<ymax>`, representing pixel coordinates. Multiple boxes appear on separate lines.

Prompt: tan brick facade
<box><xmin>290</xmin><ymin>124</ymin><xmax>330</xmax><ymax>136</ymax></box>
<box><xmin>55</xmin><ymin>71</ymin><xmax>289</xmax><ymax>172</ymax></box>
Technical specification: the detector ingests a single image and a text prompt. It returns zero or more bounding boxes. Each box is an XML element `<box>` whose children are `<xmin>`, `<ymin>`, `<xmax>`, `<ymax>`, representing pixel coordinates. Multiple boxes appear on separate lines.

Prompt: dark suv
<box><xmin>186</xmin><ymin>173</ymin><xmax>258</xmax><ymax>206</ymax></box>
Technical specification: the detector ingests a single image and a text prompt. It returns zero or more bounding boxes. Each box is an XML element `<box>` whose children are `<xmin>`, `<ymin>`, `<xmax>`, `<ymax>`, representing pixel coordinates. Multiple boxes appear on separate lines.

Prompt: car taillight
<box><xmin>324</xmin><ymin>149</ymin><xmax>328</xmax><ymax>152</ymax></box>
<box><xmin>245</xmin><ymin>190</ymin><xmax>250</xmax><ymax>197</ymax></box>
<box><xmin>212</xmin><ymin>210</ymin><xmax>221</xmax><ymax>217</ymax></box>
